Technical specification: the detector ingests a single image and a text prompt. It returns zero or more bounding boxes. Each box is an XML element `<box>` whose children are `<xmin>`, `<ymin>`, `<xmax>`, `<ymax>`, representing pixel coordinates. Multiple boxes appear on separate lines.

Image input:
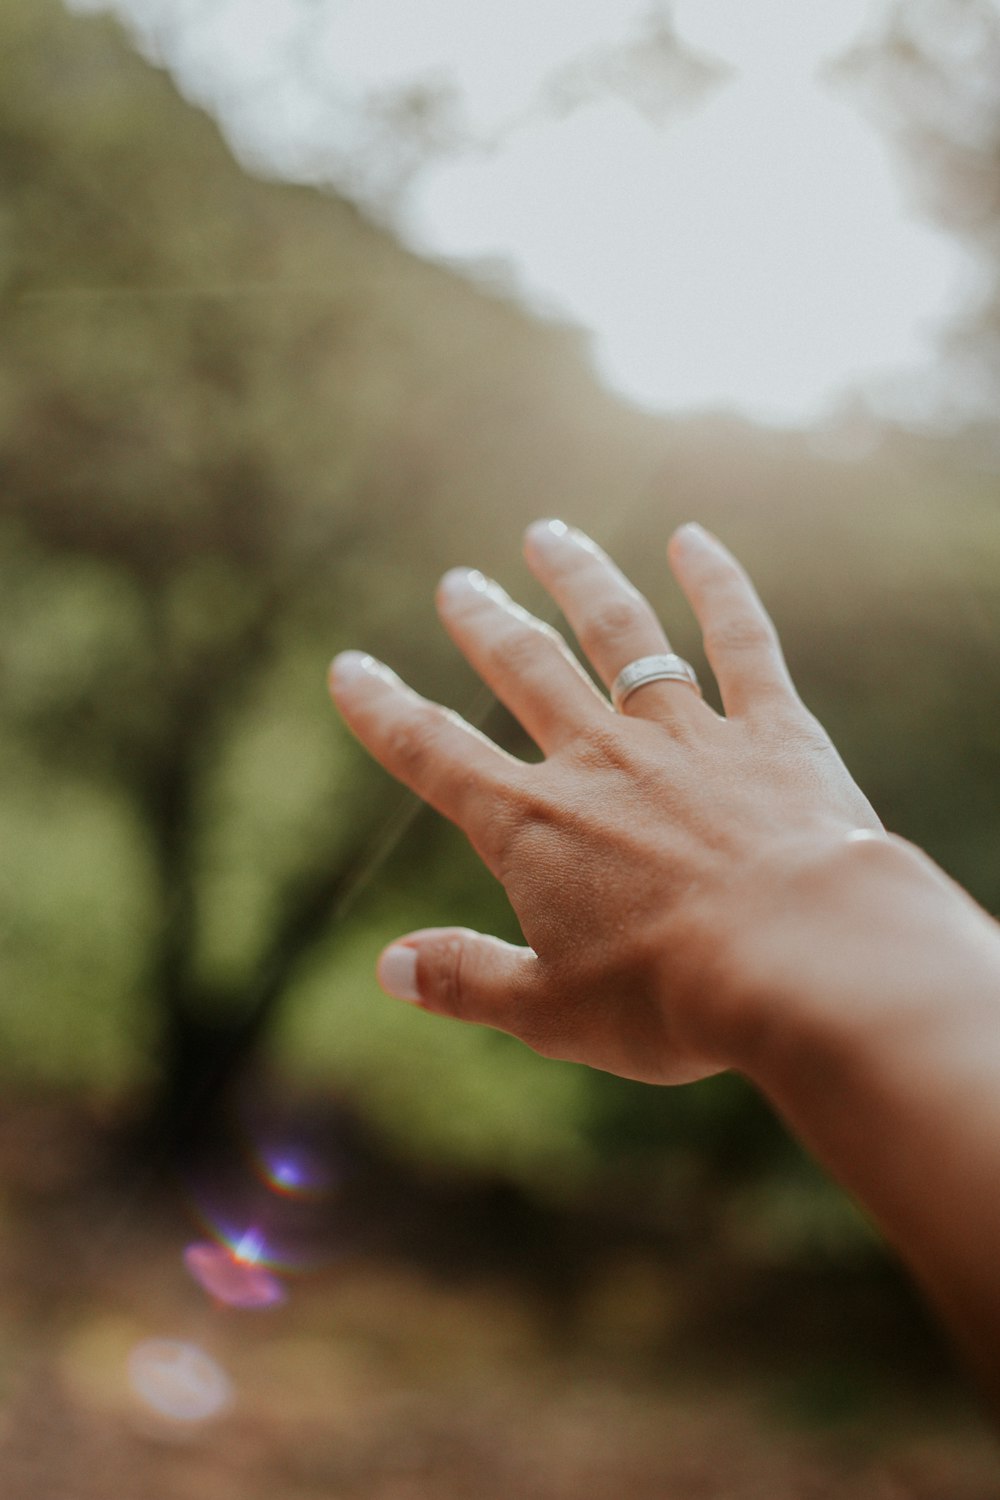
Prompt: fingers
<box><xmin>523</xmin><ymin>519</ymin><xmax>706</xmax><ymax>722</ymax></box>
<box><xmin>328</xmin><ymin>651</ymin><xmax>520</xmax><ymax>856</ymax></box>
<box><xmin>667</xmin><ymin>523</ymin><xmax>796</xmax><ymax>718</ymax></box>
<box><xmin>436</xmin><ymin>567</ymin><xmax>611</xmax><ymax>754</ymax></box>
<box><xmin>377</xmin><ymin>927</ymin><xmax>542</xmax><ymax>1036</ymax></box>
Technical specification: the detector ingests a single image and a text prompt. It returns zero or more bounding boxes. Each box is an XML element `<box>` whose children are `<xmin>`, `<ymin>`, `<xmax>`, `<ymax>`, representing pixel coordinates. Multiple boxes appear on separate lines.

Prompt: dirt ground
<box><xmin>0</xmin><ymin>1101</ymin><xmax>997</xmax><ymax>1500</ymax></box>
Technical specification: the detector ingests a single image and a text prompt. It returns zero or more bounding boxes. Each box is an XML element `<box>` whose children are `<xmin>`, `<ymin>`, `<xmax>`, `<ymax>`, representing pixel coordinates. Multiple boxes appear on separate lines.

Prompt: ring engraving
<box><xmin>611</xmin><ymin>653</ymin><xmax>702</xmax><ymax>711</ymax></box>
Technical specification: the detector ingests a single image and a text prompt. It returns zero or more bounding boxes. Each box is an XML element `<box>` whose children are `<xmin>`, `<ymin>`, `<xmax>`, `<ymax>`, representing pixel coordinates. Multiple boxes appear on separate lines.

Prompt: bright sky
<box><xmin>74</xmin><ymin>0</ymin><xmax>980</xmax><ymax>427</ymax></box>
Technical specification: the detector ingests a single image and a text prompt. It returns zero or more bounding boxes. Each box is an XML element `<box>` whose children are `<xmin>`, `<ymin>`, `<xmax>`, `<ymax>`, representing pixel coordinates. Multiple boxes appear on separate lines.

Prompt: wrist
<box><xmin>720</xmin><ymin>829</ymin><xmax>1000</xmax><ymax>1089</ymax></box>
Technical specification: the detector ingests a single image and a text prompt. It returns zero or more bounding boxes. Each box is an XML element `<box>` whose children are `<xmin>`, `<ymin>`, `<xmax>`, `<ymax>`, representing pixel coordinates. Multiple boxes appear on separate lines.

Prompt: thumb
<box><xmin>376</xmin><ymin>927</ymin><xmax>540</xmax><ymax>1032</ymax></box>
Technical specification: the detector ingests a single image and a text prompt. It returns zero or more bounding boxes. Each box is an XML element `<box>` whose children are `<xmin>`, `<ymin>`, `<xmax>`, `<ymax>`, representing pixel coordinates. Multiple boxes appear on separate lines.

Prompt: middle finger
<box><xmin>436</xmin><ymin>566</ymin><xmax>612</xmax><ymax>754</ymax></box>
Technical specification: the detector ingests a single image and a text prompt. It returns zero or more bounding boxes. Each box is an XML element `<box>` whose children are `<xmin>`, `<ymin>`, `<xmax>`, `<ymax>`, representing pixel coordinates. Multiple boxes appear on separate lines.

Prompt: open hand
<box><xmin>328</xmin><ymin>521</ymin><xmax>881</xmax><ymax>1085</ymax></box>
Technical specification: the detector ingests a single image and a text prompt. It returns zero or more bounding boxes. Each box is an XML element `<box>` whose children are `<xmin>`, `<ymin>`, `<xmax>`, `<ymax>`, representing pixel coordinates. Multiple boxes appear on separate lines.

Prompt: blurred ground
<box><xmin>0</xmin><ymin>1099</ymin><xmax>996</xmax><ymax>1500</ymax></box>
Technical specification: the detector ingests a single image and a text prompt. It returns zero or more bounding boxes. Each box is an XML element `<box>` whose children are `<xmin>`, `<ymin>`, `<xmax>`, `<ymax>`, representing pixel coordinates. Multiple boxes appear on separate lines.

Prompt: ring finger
<box><xmin>523</xmin><ymin>520</ymin><xmax>708</xmax><ymax>722</ymax></box>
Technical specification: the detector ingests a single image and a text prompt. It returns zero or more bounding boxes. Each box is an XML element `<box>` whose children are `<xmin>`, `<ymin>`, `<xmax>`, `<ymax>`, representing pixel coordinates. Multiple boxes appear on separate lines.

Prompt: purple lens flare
<box><xmin>183</xmin><ymin>1240</ymin><xmax>287</xmax><ymax>1309</ymax></box>
<box><xmin>180</xmin><ymin>1099</ymin><xmax>358</xmax><ymax>1317</ymax></box>
<box><xmin>254</xmin><ymin>1140</ymin><xmax>339</xmax><ymax>1199</ymax></box>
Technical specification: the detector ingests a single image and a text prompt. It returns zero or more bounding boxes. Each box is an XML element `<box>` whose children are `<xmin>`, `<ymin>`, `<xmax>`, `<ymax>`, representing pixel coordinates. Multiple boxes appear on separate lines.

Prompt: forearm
<box><xmin>734</xmin><ymin>833</ymin><xmax>1000</xmax><ymax>1404</ymax></box>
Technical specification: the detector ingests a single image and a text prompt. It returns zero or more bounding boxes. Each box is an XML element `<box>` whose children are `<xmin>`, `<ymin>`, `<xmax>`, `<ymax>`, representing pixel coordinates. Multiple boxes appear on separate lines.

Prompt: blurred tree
<box><xmin>838</xmin><ymin>0</ymin><xmax>1000</xmax><ymax>432</ymax></box>
<box><xmin>0</xmin><ymin>0</ymin><xmax>400</xmax><ymax>1149</ymax></box>
<box><xmin>0</xmin><ymin>0</ymin><xmax>658</xmax><ymax>1156</ymax></box>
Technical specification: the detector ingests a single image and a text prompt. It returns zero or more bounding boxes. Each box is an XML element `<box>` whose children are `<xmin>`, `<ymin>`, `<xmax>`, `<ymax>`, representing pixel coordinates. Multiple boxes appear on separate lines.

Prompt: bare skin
<box><xmin>328</xmin><ymin>519</ymin><xmax>1000</xmax><ymax>1409</ymax></box>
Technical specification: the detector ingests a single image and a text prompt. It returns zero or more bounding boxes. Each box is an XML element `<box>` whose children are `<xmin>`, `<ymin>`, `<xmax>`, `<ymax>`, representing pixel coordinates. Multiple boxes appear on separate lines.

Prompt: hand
<box><xmin>327</xmin><ymin>521</ymin><xmax>881</xmax><ymax>1086</ymax></box>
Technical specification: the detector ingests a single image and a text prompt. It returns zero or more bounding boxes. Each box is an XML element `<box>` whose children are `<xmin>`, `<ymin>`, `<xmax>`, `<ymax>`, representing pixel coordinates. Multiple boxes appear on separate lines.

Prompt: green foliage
<box><xmin>0</xmin><ymin>742</ymin><xmax>153</xmax><ymax>1086</ymax></box>
<box><xmin>0</xmin><ymin>0</ymin><xmax>664</xmax><ymax>1122</ymax></box>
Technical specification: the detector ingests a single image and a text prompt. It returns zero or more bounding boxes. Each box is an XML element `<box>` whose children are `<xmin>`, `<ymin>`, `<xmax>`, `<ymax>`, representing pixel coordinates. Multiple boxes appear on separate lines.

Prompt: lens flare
<box><xmin>128</xmin><ymin>1338</ymin><xmax>233</xmax><ymax>1422</ymax></box>
<box><xmin>180</xmin><ymin>1098</ymin><xmax>360</xmax><ymax>1301</ymax></box>
<box><xmin>183</xmin><ymin>1110</ymin><xmax>353</xmax><ymax>1281</ymax></box>
<box><xmin>254</xmin><ymin>1141</ymin><xmax>338</xmax><ymax>1199</ymax></box>
<box><xmin>183</xmin><ymin>1240</ymin><xmax>287</xmax><ymax>1309</ymax></box>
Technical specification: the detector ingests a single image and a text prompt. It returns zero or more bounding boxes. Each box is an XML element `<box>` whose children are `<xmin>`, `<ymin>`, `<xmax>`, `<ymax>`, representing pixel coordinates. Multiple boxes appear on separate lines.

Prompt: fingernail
<box><xmin>328</xmin><ymin>651</ymin><xmax>392</xmax><ymax>690</ymax></box>
<box><xmin>438</xmin><ymin>567</ymin><xmax>490</xmax><ymax>602</ymax></box>
<box><xmin>439</xmin><ymin>569</ymin><xmax>527</xmax><ymax>621</ymax></box>
<box><xmin>377</xmin><ymin>945</ymin><xmax>422</xmax><ymax>1003</ymax></box>
<box><xmin>525</xmin><ymin>518</ymin><xmax>570</xmax><ymax>552</ymax></box>
<box><xmin>675</xmin><ymin>522</ymin><xmax>714</xmax><ymax>548</ymax></box>
<box><xmin>529</xmin><ymin>520</ymin><xmax>605</xmax><ymax>562</ymax></box>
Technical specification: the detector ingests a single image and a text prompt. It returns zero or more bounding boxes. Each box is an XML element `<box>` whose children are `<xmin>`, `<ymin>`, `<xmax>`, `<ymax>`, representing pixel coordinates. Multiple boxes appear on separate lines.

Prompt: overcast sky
<box><xmin>72</xmin><ymin>0</ymin><xmax>981</xmax><ymax>428</ymax></box>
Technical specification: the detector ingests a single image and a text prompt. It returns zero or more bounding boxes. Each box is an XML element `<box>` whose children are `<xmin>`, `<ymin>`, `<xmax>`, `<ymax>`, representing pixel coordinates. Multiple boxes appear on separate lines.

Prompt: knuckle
<box><xmin>386</xmin><ymin>709</ymin><xmax>441</xmax><ymax>778</ymax></box>
<box><xmin>571</xmin><ymin>721</ymin><xmax>635</xmax><ymax>773</ymax></box>
<box><xmin>581</xmin><ymin>596</ymin><xmax>650</xmax><ymax>652</ymax></box>
<box><xmin>508</xmin><ymin>771</ymin><xmax>558</xmax><ymax>821</ymax></box>
<box><xmin>703</xmin><ymin>611</ymin><xmax>775</xmax><ymax>657</ymax></box>
<box><xmin>485</xmin><ymin>624</ymin><xmax>547</xmax><ymax>679</ymax></box>
<box><xmin>424</xmin><ymin>934</ymin><xmax>468</xmax><ymax>1018</ymax></box>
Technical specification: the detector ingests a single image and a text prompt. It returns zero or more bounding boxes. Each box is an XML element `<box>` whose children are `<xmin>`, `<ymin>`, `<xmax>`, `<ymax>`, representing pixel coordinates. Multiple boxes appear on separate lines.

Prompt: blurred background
<box><xmin>2</xmin><ymin>0</ymin><xmax>1000</xmax><ymax>1494</ymax></box>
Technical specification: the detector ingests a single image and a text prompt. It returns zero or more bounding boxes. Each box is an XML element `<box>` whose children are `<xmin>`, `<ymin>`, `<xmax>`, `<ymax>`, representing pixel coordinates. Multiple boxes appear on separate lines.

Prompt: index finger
<box><xmin>328</xmin><ymin>651</ymin><xmax>522</xmax><ymax>862</ymax></box>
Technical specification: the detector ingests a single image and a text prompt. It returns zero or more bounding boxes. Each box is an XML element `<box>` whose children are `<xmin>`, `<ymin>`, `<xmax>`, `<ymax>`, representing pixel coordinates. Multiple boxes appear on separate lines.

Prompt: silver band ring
<box><xmin>611</xmin><ymin>653</ymin><xmax>702</xmax><ymax>711</ymax></box>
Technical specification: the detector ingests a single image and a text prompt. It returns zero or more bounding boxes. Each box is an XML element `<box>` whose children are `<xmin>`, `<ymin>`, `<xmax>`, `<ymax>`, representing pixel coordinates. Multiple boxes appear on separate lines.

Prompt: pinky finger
<box><xmin>668</xmin><ymin>523</ymin><xmax>797</xmax><ymax>718</ymax></box>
